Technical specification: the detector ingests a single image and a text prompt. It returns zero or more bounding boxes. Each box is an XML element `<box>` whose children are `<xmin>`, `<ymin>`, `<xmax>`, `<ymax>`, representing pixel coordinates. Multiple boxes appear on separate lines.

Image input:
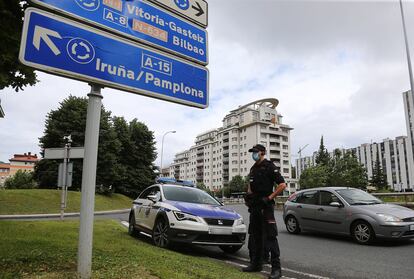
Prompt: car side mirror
<box><xmin>147</xmin><ymin>194</ymin><xmax>158</xmax><ymax>203</ymax></box>
<box><xmin>330</xmin><ymin>202</ymin><xmax>342</xmax><ymax>208</ymax></box>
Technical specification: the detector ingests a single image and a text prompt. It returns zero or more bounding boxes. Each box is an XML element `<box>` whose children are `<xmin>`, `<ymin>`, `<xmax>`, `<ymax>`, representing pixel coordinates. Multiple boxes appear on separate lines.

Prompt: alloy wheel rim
<box><xmin>153</xmin><ymin>221</ymin><xmax>168</xmax><ymax>247</ymax></box>
<box><xmin>354</xmin><ymin>224</ymin><xmax>370</xmax><ymax>242</ymax></box>
<box><xmin>287</xmin><ymin>218</ymin><xmax>297</xmax><ymax>232</ymax></box>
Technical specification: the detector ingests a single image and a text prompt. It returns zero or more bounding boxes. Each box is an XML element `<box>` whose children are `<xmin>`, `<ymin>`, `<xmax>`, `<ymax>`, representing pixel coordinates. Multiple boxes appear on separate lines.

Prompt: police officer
<box><xmin>243</xmin><ymin>144</ymin><xmax>286</xmax><ymax>279</ymax></box>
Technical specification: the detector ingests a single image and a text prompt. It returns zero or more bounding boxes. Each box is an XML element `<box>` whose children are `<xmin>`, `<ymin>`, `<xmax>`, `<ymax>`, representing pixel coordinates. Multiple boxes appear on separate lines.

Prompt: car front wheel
<box><xmin>219</xmin><ymin>245</ymin><xmax>243</xmax><ymax>254</ymax></box>
<box><xmin>352</xmin><ymin>221</ymin><xmax>375</xmax><ymax>245</ymax></box>
<box><xmin>128</xmin><ymin>212</ymin><xmax>140</xmax><ymax>237</ymax></box>
<box><xmin>153</xmin><ymin>218</ymin><xmax>170</xmax><ymax>248</ymax></box>
<box><xmin>285</xmin><ymin>215</ymin><xmax>301</xmax><ymax>234</ymax></box>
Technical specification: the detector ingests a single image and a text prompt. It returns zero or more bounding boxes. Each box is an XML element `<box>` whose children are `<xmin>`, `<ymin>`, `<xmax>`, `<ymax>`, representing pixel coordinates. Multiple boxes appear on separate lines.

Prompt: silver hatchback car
<box><xmin>283</xmin><ymin>187</ymin><xmax>414</xmax><ymax>244</ymax></box>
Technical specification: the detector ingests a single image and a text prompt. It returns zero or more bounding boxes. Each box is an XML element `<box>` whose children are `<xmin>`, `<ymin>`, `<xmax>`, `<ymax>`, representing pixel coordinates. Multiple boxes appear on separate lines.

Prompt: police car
<box><xmin>128</xmin><ymin>178</ymin><xmax>247</xmax><ymax>253</ymax></box>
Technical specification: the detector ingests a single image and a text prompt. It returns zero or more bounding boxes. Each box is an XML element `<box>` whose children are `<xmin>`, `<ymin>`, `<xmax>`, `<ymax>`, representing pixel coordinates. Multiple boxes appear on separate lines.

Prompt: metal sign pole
<box><xmin>60</xmin><ymin>143</ymin><xmax>68</xmax><ymax>221</ymax></box>
<box><xmin>64</xmin><ymin>142</ymin><xmax>71</xmax><ymax>209</ymax></box>
<box><xmin>77</xmin><ymin>85</ymin><xmax>103</xmax><ymax>279</ymax></box>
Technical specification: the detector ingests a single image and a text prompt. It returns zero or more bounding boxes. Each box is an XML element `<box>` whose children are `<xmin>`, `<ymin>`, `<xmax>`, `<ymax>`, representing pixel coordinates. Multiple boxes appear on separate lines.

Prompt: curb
<box><xmin>0</xmin><ymin>209</ymin><xmax>130</xmax><ymax>220</ymax></box>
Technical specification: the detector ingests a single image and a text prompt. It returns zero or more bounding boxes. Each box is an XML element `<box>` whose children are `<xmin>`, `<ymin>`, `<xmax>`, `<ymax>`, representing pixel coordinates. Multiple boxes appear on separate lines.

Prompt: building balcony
<box><xmin>223</xmin><ymin>157</ymin><xmax>229</xmax><ymax>163</ymax></box>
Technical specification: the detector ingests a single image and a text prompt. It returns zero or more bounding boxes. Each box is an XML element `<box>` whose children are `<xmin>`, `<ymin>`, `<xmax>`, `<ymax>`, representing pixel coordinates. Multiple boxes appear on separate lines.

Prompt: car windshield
<box><xmin>335</xmin><ymin>189</ymin><xmax>382</xmax><ymax>205</ymax></box>
<box><xmin>163</xmin><ymin>186</ymin><xmax>221</xmax><ymax>205</ymax></box>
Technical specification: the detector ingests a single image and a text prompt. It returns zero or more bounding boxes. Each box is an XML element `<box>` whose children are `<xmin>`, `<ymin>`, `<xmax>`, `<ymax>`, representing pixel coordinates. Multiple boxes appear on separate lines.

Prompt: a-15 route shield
<box><xmin>19</xmin><ymin>8</ymin><xmax>209</xmax><ymax>108</ymax></box>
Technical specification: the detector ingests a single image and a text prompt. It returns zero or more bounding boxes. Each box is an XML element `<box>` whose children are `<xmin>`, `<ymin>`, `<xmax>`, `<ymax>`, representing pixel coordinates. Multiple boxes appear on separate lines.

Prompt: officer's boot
<box><xmin>242</xmin><ymin>263</ymin><xmax>262</xmax><ymax>272</ymax></box>
<box><xmin>268</xmin><ymin>268</ymin><xmax>281</xmax><ymax>279</ymax></box>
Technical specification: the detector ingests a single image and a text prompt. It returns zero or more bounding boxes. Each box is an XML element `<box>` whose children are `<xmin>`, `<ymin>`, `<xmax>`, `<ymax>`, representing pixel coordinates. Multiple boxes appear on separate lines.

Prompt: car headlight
<box><xmin>377</xmin><ymin>213</ymin><xmax>402</xmax><ymax>222</ymax></box>
<box><xmin>173</xmin><ymin>211</ymin><xmax>202</xmax><ymax>222</ymax></box>
<box><xmin>234</xmin><ymin>217</ymin><xmax>244</xmax><ymax>226</ymax></box>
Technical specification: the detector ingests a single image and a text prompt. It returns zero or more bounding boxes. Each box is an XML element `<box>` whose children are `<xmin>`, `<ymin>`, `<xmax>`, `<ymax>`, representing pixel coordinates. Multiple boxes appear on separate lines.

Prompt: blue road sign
<box><xmin>29</xmin><ymin>0</ymin><xmax>208</xmax><ymax>65</ymax></box>
<box><xmin>20</xmin><ymin>8</ymin><xmax>208</xmax><ymax>108</ymax></box>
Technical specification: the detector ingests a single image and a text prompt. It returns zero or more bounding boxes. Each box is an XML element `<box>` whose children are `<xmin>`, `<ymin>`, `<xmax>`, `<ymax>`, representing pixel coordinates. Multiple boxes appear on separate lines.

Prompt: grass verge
<box><xmin>0</xmin><ymin>220</ymin><xmax>261</xmax><ymax>279</ymax></box>
<box><xmin>0</xmin><ymin>189</ymin><xmax>132</xmax><ymax>215</ymax></box>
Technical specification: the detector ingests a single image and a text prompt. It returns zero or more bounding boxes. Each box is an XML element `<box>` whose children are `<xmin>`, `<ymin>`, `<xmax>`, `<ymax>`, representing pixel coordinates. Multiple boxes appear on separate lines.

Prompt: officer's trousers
<box><xmin>247</xmin><ymin>204</ymin><xmax>281</xmax><ymax>271</ymax></box>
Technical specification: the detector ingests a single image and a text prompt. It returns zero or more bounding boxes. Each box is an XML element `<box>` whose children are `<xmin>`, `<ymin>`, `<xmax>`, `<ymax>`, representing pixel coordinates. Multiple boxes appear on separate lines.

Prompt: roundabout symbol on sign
<box><xmin>174</xmin><ymin>0</ymin><xmax>190</xmax><ymax>11</ymax></box>
<box><xmin>74</xmin><ymin>0</ymin><xmax>100</xmax><ymax>11</ymax></box>
<box><xmin>66</xmin><ymin>38</ymin><xmax>95</xmax><ymax>64</ymax></box>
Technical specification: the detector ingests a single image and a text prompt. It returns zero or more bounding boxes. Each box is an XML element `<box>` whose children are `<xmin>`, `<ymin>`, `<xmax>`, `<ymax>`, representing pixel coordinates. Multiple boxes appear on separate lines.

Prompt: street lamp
<box><xmin>160</xmin><ymin>130</ymin><xmax>176</xmax><ymax>171</ymax></box>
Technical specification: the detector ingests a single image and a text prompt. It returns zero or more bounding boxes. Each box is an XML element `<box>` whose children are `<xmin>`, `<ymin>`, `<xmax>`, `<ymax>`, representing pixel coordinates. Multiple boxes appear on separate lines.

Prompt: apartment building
<box><xmin>0</xmin><ymin>152</ymin><xmax>39</xmax><ymax>186</ymax></box>
<box><xmin>296</xmin><ymin>136</ymin><xmax>412</xmax><ymax>191</ymax></box>
<box><xmin>169</xmin><ymin>98</ymin><xmax>294</xmax><ymax>192</ymax></box>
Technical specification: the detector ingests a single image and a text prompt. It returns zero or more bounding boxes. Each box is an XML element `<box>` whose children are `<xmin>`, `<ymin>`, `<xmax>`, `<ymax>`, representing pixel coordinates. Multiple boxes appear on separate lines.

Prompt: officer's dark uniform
<box><xmin>245</xmin><ymin>145</ymin><xmax>285</xmax><ymax>277</ymax></box>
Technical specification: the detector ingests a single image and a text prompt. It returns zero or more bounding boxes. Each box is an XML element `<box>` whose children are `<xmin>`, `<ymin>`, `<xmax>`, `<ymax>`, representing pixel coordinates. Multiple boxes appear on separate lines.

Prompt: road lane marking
<box><xmin>226</xmin><ymin>255</ymin><xmax>331</xmax><ymax>279</ymax></box>
<box><xmin>121</xmin><ymin>221</ymin><xmax>129</xmax><ymax>228</ymax></box>
<box><xmin>223</xmin><ymin>260</ymin><xmax>296</xmax><ymax>279</ymax></box>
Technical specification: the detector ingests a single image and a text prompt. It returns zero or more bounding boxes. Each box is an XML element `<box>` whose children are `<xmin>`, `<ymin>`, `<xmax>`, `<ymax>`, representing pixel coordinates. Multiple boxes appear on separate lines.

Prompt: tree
<box><xmin>34</xmin><ymin>96</ymin><xmax>121</xmax><ymax>191</ymax></box>
<box><xmin>369</xmin><ymin>152</ymin><xmax>388</xmax><ymax>190</ymax></box>
<box><xmin>299</xmin><ymin>165</ymin><xmax>330</xmax><ymax>189</ymax></box>
<box><xmin>5</xmin><ymin>170</ymin><xmax>37</xmax><ymax>189</ymax></box>
<box><xmin>329</xmin><ymin>152</ymin><xmax>368</xmax><ymax>189</ymax></box>
<box><xmin>229</xmin><ymin>175</ymin><xmax>247</xmax><ymax>194</ymax></box>
<box><xmin>112</xmin><ymin>117</ymin><xmax>157</xmax><ymax>198</ymax></box>
<box><xmin>315</xmin><ymin>136</ymin><xmax>330</xmax><ymax>166</ymax></box>
<box><xmin>299</xmin><ymin>144</ymin><xmax>368</xmax><ymax>189</ymax></box>
<box><xmin>0</xmin><ymin>1</ymin><xmax>37</xmax><ymax>91</ymax></box>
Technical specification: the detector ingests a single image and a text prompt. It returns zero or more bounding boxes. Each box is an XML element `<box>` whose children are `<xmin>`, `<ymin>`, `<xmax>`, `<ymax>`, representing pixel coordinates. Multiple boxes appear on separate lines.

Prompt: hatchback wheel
<box><xmin>352</xmin><ymin>221</ymin><xmax>375</xmax><ymax>244</ymax></box>
<box><xmin>128</xmin><ymin>213</ymin><xmax>140</xmax><ymax>237</ymax></box>
<box><xmin>153</xmin><ymin>218</ymin><xmax>170</xmax><ymax>248</ymax></box>
<box><xmin>285</xmin><ymin>215</ymin><xmax>301</xmax><ymax>234</ymax></box>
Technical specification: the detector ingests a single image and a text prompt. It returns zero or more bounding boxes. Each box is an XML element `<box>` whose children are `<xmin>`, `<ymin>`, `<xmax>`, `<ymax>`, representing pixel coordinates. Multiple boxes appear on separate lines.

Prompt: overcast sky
<box><xmin>1</xmin><ymin>0</ymin><xmax>414</xmax><ymax>166</ymax></box>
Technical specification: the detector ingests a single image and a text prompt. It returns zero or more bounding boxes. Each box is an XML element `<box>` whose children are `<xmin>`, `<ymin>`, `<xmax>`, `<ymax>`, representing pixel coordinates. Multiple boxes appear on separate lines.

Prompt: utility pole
<box><xmin>400</xmin><ymin>0</ymin><xmax>414</xmax><ymax>191</ymax></box>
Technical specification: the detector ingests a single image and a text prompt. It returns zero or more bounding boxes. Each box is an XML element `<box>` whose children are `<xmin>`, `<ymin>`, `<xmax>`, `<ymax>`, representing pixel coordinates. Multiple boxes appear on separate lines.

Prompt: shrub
<box><xmin>5</xmin><ymin>170</ymin><xmax>37</xmax><ymax>189</ymax></box>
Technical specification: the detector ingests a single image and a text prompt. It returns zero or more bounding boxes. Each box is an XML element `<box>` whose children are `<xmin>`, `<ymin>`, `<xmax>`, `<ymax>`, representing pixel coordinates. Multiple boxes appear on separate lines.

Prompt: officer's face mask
<box><xmin>252</xmin><ymin>152</ymin><xmax>260</xmax><ymax>161</ymax></box>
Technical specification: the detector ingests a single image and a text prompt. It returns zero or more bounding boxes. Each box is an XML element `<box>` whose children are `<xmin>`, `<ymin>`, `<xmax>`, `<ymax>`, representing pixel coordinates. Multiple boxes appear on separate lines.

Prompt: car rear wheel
<box><xmin>219</xmin><ymin>245</ymin><xmax>243</xmax><ymax>254</ymax></box>
<box><xmin>128</xmin><ymin>213</ymin><xmax>140</xmax><ymax>237</ymax></box>
<box><xmin>285</xmin><ymin>215</ymin><xmax>301</xmax><ymax>234</ymax></box>
<box><xmin>352</xmin><ymin>221</ymin><xmax>375</xmax><ymax>245</ymax></box>
<box><xmin>153</xmin><ymin>218</ymin><xmax>170</xmax><ymax>248</ymax></box>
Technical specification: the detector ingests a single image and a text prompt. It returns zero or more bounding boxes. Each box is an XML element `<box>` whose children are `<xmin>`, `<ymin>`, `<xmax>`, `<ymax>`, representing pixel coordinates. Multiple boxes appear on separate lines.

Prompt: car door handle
<box><xmin>133</xmin><ymin>201</ymin><xmax>143</xmax><ymax>205</ymax></box>
<box><xmin>318</xmin><ymin>208</ymin><xmax>324</xmax><ymax>211</ymax></box>
<box><xmin>296</xmin><ymin>205</ymin><xmax>302</xmax><ymax>208</ymax></box>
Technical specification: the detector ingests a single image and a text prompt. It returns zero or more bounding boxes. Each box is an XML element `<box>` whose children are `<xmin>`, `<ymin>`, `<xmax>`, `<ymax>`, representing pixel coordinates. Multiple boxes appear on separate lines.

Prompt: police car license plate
<box><xmin>410</xmin><ymin>225</ymin><xmax>414</xmax><ymax>231</ymax></box>
<box><xmin>209</xmin><ymin>227</ymin><xmax>232</xmax><ymax>235</ymax></box>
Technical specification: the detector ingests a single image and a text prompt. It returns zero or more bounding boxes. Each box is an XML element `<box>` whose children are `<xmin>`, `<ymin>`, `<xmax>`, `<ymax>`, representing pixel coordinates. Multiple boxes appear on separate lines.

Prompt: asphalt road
<box><xmin>109</xmin><ymin>205</ymin><xmax>414</xmax><ymax>279</ymax></box>
<box><xmin>7</xmin><ymin>205</ymin><xmax>414</xmax><ymax>279</ymax></box>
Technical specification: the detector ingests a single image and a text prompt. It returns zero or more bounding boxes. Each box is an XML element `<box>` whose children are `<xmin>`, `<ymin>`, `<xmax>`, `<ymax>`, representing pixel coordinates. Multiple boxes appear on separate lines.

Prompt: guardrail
<box><xmin>371</xmin><ymin>192</ymin><xmax>414</xmax><ymax>206</ymax></box>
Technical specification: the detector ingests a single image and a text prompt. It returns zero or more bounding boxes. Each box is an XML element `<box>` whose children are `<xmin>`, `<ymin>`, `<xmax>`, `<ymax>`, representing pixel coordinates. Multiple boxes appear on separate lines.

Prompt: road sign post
<box><xmin>20</xmin><ymin>0</ymin><xmax>209</xmax><ymax>277</ymax></box>
<box><xmin>77</xmin><ymin>85</ymin><xmax>103</xmax><ymax>279</ymax></box>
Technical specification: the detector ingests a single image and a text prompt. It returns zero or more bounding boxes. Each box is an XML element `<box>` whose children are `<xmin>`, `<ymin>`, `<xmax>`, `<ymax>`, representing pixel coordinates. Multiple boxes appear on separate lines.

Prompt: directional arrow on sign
<box><xmin>33</xmin><ymin>25</ymin><xmax>62</xmax><ymax>55</ymax></box>
<box><xmin>192</xmin><ymin>2</ymin><xmax>204</xmax><ymax>17</ymax></box>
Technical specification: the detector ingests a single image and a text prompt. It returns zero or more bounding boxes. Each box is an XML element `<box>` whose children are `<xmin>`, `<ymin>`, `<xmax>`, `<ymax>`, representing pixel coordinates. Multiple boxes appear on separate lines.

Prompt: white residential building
<box><xmin>296</xmin><ymin>137</ymin><xmax>412</xmax><ymax>191</ymax></box>
<box><xmin>168</xmin><ymin>99</ymin><xmax>295</xmax><ymax>192</ymax></box>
